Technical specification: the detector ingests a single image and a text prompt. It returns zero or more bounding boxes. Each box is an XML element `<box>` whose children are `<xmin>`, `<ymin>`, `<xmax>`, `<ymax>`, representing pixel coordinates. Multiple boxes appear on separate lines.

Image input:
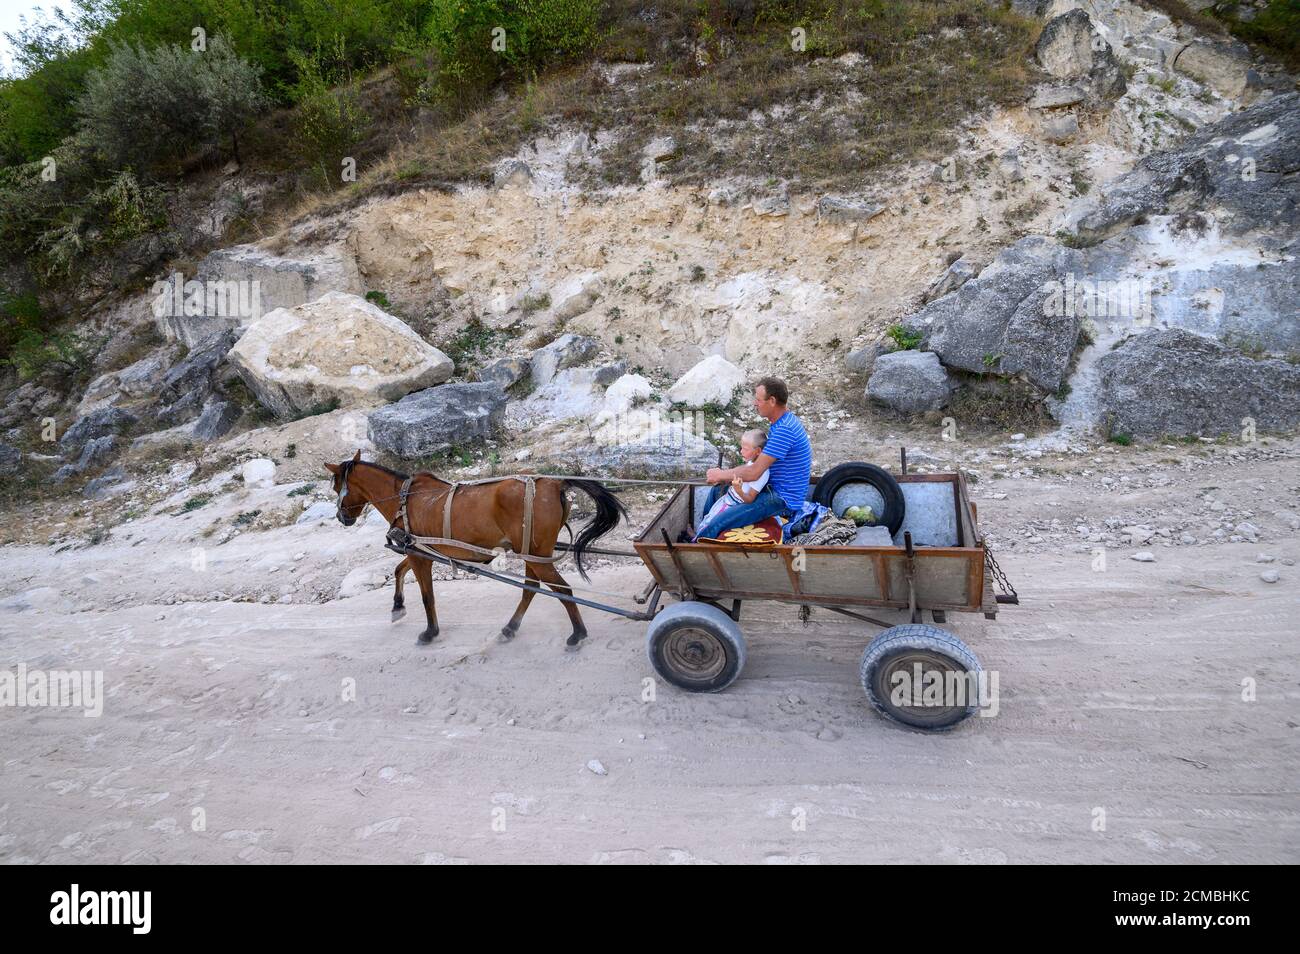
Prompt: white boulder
<box><xmin>667</xmin><ymin>355</ymin><xmax>746</xmax><ymax>408</ymax></box>
<box><xmin>228</xmin><ymin>292</ymin><xmax>453</xmax><ymax>419</ymax></box>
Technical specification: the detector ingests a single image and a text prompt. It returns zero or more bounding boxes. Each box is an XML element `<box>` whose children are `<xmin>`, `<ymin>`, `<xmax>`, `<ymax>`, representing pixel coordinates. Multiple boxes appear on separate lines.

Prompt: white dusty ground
<box><xmin>1</xmin><ymin>436</ymin><xmax>1298</xmax><ymax>864</ymax></box>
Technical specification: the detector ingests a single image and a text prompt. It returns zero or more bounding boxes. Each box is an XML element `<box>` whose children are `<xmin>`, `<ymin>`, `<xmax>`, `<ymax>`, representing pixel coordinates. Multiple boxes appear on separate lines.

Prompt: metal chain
<box><xmin>984</xmin><ymin>546</ymin><xmax>1018</xmax><ymax>600</ymax></box>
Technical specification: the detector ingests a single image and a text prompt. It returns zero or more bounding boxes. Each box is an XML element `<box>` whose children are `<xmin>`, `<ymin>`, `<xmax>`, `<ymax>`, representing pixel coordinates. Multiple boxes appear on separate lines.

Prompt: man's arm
<box><xmin>707</xmin><ymin>453</ymin><xmax>776</xmax><ymax>485</ymax></box>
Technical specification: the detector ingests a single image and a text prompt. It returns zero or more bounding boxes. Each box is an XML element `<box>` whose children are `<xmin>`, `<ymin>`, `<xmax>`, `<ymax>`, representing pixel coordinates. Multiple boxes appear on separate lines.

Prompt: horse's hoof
<box><xmin>391</xmin><ymin>607</ymin><xmax>407</xmax><ymax>623</ymax></box>
<box><xmin>416</xmin><ymin>630</ymin><xmax>437</xmax><ymax>646</ymax></box>
<box><xmin>564</xmin><ymin>632</ymin><xmax>587</xmax><ymax>652</ymax></box>
<box><xmin>498</xmin><ymin>626</ymin><xmax>518</xmax><ymax>643</ymax></box>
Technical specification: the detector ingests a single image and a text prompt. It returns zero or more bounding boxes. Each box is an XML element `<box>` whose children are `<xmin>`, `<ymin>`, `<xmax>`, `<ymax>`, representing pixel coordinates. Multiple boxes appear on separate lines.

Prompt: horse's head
<box><xmin>324</xmin><ymin>450</ymin><xmax>366</xmax><ymax>526</ymax></box>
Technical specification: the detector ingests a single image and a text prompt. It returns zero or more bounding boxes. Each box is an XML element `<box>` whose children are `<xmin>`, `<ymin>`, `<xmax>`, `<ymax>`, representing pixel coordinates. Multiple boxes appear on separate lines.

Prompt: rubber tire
<box><xmin>859</xmin><ymin>623</ymin><xmax>983</xmax><ymax>731</ymax></box>
<box><xmin>646</xmin><ymin>601</ymin><xmax>747</xmax><ymax>693</ymax></box>
<box><xmin>813</xmin><ymin>462</ymin><xmax>906</xmax><ymax>536</ymax></box>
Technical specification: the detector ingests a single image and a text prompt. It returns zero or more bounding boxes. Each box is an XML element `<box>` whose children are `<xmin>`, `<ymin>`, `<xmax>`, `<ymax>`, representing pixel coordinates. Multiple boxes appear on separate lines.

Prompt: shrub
<box><xmin>289</xmin><ymin>43</ymin><xmax>371</xmax><ymax>185</ymax></box>
<box><xmin>424</xmin><ymin>0</ymin><xmax>601</xmax><ymax>95</ymax></box>
<box><xmin>77</xmin><ymin>35</ymin><xmax>267</xmax><ymax>172</ymax></box>
<box><xmin>885</xmin><ymin>323</ymin><xmax>923</xmax><ymax>350</ymax></box>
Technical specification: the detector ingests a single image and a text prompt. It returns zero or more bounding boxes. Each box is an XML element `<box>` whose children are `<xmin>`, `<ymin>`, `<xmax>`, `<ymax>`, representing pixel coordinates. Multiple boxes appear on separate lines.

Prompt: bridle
<box><xmin>335</xmin><ymin>458</ymin><xmax>359</xmax><ymax>525</ymax></box>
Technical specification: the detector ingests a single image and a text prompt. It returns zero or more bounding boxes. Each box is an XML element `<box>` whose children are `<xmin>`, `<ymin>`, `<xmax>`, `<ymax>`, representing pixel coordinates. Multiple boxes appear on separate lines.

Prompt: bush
<box><xmin>77</xmin><ymin>35</ymin><xmax>267</xmax><ymax>172</ymax></box>
<box><xmin>425</xmin><ymin>0</ymin><xmax>601</xmax><ymax>95</ymax></box>
<box><xmin>3</xmin><ymin>325</ymin><xmax>91</xmax><ymax>381</ymax></box>
<box><xmin>289</xmin><ymin>43</ymin><xmax>371</xmax><ymax>186</ymax></box>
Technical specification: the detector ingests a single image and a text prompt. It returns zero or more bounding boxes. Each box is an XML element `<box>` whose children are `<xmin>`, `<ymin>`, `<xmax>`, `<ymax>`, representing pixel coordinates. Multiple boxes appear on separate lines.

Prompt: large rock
<box><xmin>77</xmin><ymin>346</ymin><xmax>179</xmax><ymax>416</ymax></box>
<box><xmin>190</xmin><ymin>399</ymin><xmax>241</xmax><ymax>441</ymax></box>
<box><xmin>667</xmin><ymin>355</ymin><xmax>746</xmax><ymax>408</ymax></box>
<box><xmin>530</xmin><ymin>334</ymin><xmax>599</xmax><ymax>387</ymax></box>
<box><xmin>1173</xmin><ymin>37</ymin><xmax>1253</xmax><ymax>99</ymax></box>
<box><xmin>58</xmin><ymin>407</ymin><xmax>138</xmax><ymax>454</ymax></box>
<box><xmin>475</xmin><ymin>356</ymin><xmax>529</xmax><ymax>390</ymax></box>
<box><xmin>923</xmin><ymin>257</ymin><xmax>977</xmax><ymax>304</ymax></box>
<box><xmin>1074</xmin><ymin>93</ymin><xmax>1300</xmax><ymax>246</ymax></box>
<box><xmin>82</xmin><ymin>467</ymin><xmax>131</xmax><ymax>500</ymax></box>
<box><xmin>156</xmin><ymin>329</ymin><xmax>237</xmax><ymax>411</ymax></box>
<box><xmin>1033</xmin><ymin>9</ymin><xmax>1126</xmax><ymax>105</ymax></box>
<box><xmin>904</xmin><ymin>237</ymin><xmax>1083</xmax><ymax>392</ymax></box>
<box><xmin>53</xmin><ymin>435</ymin><xmax>117</xmax><ymax>483</ymax></box>
<box><xmin>572</xmin><ymin>433</ymin><xmax>719</xmax><ymax>478</ymax></box>
<box><xmin>1094</xmin><ymin>328</ymin><xmax>1300</xmax><ymax>437</ymax></box>
<box><xmin>228</xmin><ymin>292</ymin><xmax>453</xmax><ymax>419</ymax></box>
<box><xmin>368</xmin><ymin>382</ymin><xmax>507</xmax><ymax>458</ymax></box>
<box><xmin>156</xmin><ymin>244</ymin><xmax>359</xmax><ymax>347</ymax></box>
<box><xmin>866</xmin><ymin>351</ymin><xmax>954</xmax><ymax>413</ymax></box>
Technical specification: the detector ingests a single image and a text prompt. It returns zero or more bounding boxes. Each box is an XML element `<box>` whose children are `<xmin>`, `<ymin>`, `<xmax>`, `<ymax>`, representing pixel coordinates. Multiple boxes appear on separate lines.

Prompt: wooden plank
<box><xmin>780</xmin><ymin>549</ymin><xmax>805</xmax><ymax>595</ymax></box>
<box><xmin>704</xmin><ymin>550</ymin><xmax>732</xmax><ymax>589</ymax></box>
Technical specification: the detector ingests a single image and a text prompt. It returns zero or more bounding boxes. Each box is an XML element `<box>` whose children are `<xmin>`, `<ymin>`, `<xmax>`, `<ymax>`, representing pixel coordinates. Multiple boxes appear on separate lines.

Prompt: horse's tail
<box><xmin>563</xmin><ymin>479</ymin><xmax>628</xmax><ymax>582</ymax></box>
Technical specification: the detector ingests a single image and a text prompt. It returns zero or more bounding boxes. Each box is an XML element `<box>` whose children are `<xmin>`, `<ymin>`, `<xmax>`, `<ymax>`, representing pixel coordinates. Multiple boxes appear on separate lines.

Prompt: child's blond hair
<box><xmin>741</xmin><ymin>428</ymin><xmax>767</xmax><ymax>450</ymax></box>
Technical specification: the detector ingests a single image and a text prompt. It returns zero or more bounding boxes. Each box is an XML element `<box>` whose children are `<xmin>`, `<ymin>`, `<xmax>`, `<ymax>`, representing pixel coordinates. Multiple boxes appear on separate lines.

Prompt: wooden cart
<box><xmin>631</xmin><ymin>470</ymin><xmax>1015</xmax><ymax>730</ymax></box>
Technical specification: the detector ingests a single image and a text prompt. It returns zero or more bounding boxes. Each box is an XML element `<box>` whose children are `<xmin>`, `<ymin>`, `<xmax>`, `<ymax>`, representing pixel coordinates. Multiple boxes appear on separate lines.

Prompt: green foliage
<box><xmin>77</xmin><ymin>35</ymin><xmax>266</xmax><ymax>172</ymax></box>
<box><xmin>1220</xmin><ymin>0</ymin><xmax>1300</xmax><ymax>69</ymax></box>
<box><xmin>2</xmin><ymin>326</ymin><xmax>90</xmax><ymax>381</ymax></box>
<box><xmin>886</xmin><ymin>324</ymin><xmax>923</xmax><ymax>350</ymax></box>
<box><xmin>364</xmin><ymin>290</ymin><xmax>392</xmax><ymax>309</ymax></box>
<box><xmin>1108</xmin><ymin>432</ymin><xmax>1133</xmax><ymax>446</ymax></box>
<box><xmin>32</xmin><ymin>169</ymin><xmax>167</xmax><ymax>281</ymax></box>
<box><xmin>289</xmin><ymin>42</ymin><xmax>370</xmax><ymax>185</ymax></box>
<box><xmin>179</xmin><ymin>493</ymin><xmax>213</xmax><ymax>512</ymax></box>
<box><xmin>424</xmin><ymin>0</ymin><xmax>601</xmax><ymax>95</ymax></box>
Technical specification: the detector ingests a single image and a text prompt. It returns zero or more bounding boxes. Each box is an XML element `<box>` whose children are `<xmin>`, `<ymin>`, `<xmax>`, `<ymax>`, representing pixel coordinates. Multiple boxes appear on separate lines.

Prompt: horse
<box><xmin>325</xmin><ymin>452</ymin><xmax>626</xmax><ymax>649</ymax></box>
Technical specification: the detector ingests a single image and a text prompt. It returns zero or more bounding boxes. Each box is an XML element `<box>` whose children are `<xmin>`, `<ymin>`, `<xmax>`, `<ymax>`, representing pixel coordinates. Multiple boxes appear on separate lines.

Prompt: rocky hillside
<box><xmin>0</xmin><ymin>0</ymin><xmax>1297</xmax><ymax>510</ymax></box>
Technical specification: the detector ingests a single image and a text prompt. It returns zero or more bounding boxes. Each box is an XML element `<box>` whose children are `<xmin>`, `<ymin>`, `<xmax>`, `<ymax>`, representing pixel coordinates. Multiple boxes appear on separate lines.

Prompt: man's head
<box><xmin>753</xmin><ymin>376</ymin><xmax>788</xmax><ymax>423</ymax></box>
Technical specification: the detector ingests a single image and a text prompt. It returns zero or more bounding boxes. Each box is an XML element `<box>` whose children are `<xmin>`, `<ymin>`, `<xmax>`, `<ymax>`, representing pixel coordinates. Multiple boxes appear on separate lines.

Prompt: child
<box><xmin>694</xmin><ymin>428</ymin><xmax>769</xmax><ymax>540</ymax></box>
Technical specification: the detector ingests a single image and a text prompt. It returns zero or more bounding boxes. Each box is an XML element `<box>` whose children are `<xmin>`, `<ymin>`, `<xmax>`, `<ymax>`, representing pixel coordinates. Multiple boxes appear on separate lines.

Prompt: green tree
<box><xmin>77</xmin><ymin>34</ymin><xmax>266</xmax><ymax>172</ymax></box>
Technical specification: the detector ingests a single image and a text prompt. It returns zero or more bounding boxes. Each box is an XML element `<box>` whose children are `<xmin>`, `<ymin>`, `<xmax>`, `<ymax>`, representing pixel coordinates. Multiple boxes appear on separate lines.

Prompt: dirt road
<box><xmin>2</xmin><ymin>439</ymin><xmax>1297</xmax><ymax>864</ymax></box>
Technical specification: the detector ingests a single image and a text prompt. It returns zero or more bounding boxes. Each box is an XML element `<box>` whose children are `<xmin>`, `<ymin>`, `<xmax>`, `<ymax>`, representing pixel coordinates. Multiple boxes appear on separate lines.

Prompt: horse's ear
<box><xmin>324</xmin><ymin>462</ymin><xmax>339</xmax><ymax>474</ymax></box>
<box><xmin>352</xmin><ymin>449</ymin><xmax>362</xmax><ymax>463</ymax></box>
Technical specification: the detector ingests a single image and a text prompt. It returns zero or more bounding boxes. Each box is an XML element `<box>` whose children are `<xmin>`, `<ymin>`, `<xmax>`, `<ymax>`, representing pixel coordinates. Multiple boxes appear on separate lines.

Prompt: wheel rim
<box><xmin>873</xmin><ymin>649</ymin><xmax>974</xmax><ymax>727</ymax></box>
<box><xmin>662</xmin><ymin>626</ymin><xmax>728</xmax><ymax>685</ymax></box>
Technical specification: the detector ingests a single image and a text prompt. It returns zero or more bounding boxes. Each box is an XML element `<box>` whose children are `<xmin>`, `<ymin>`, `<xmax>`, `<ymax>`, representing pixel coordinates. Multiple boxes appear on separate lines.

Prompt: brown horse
<box><xmin>325</xmin><ymin>452</ymin><xmax>626</xmax><ymax>649</ymax></box>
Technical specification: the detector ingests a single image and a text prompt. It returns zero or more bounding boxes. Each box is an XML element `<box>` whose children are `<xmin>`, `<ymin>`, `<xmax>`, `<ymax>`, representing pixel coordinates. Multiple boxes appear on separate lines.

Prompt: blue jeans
<box><xmin>694</xmin><ymin>485</ymin><xmax>789</xmax><ymax>541</ymax></box>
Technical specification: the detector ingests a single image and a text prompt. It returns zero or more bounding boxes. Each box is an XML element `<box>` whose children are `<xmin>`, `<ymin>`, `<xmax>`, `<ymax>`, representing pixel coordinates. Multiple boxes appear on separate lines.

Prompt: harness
<box><xmin>389</xmin><ymin>473</ymin><xmax>563</xmax><ymax>565</ymax></box>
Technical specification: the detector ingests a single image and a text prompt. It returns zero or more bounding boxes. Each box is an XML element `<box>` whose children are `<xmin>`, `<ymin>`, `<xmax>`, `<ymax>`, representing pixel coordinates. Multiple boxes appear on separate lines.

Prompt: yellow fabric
<box><xmin>703</xmin><ymin>523</ymin><xmax>779</xmax><ymax>546</ymax></box>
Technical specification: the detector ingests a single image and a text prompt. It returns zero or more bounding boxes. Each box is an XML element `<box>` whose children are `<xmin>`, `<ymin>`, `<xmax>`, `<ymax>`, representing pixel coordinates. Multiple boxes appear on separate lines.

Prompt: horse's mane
<box><xmin>356</xmin><ymin>460</ymin><xmax>410</xmax><ymax>481</ymax></box>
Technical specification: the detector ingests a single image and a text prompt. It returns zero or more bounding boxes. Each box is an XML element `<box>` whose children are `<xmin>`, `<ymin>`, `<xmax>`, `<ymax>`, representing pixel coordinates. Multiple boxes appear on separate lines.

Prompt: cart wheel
<box><xmin>859</xmin><ymin>623</ymin><xmax>983</xmax><ymax>731</ymax></box>
<box><xmin>646</xmin><ymin>601</ymin><xmax>746</xmax><ymax>693</ymax></box>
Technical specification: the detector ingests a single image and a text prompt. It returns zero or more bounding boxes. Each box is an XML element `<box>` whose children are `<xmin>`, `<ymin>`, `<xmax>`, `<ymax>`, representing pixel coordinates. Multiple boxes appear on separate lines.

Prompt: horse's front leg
<box><xmin>412</xmin><ymin>559</ymin><xmax>439</xmax><ymax>645</ymax></box>
<box><xmin>392</xmin><ymin>558</ymin><xmax>409</xmax><ymax>623</ymax></box>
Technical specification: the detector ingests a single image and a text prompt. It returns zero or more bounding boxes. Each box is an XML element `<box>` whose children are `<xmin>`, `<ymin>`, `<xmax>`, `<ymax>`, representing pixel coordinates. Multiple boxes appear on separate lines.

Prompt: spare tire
<box><xmin>812</xmin><ymin>462</ymin><xmax>906</xmax><ymax>536</ymax></box>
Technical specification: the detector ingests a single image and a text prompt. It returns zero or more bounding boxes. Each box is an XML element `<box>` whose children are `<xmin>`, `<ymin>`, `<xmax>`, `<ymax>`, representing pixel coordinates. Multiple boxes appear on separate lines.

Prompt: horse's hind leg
<box><xmin>411</xmin><ymin>558</ymin><xmax>439</xmax><ymax>645</ymax></box>
<box><xmin>531</xmin><ymin>561</ymin><xmax>587</xmax><ymax>650</ymax></box>
<box><xmin>392</xmin><ymin>558</ymin><xmax>409</xmax><ymax>623</ymax></box>
<box><xmin>500</xmin><ymin>565</ymin><xmax>539</xmax><ymax>642</ymax></box>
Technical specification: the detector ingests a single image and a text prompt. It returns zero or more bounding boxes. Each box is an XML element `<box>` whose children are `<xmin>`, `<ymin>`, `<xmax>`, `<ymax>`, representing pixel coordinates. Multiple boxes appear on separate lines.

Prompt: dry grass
<box><xmin>272</xmin><ymin>0</ymin><xmax>1036</xmax><ymax>228</ymax></box>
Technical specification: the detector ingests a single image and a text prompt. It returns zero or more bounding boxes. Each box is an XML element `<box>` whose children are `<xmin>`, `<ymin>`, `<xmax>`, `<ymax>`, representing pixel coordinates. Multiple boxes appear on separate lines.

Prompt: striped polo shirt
<box><xmin>763</xmin><ymin>410</ymin><xmax>813</xmax><ymax>512</ymax></box>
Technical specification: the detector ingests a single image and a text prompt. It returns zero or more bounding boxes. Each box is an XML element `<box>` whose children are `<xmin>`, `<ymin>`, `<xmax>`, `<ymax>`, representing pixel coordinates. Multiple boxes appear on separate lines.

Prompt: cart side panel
<box><xmin>883</xmin><ymin>550</ymin><xmax>983</xmax><ymax>610</ymax></box>
<box><xmin>795</xmin><ymin>549</ymin><xmax>887</xmax><ymax>600</ymax></box>
<box><xmin>711</xmin><ymin>548</ymin><xmax>798</xmax><ymax>596</ymax></box>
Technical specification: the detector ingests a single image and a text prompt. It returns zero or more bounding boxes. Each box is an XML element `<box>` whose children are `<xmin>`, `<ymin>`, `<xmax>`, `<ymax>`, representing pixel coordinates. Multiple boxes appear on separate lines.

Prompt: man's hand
<box><xmin>706</xmin><ymin>467</ymin><xmax>730</xmax><ymax>485</ymax></box>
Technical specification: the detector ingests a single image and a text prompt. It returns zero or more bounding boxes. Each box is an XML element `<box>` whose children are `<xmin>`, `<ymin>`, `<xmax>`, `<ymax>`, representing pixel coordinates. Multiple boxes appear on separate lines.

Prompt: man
<box><xmin>694</xmin><ymin>376</ymin><xmax>813</xmax><ymax>541</ymax></box>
